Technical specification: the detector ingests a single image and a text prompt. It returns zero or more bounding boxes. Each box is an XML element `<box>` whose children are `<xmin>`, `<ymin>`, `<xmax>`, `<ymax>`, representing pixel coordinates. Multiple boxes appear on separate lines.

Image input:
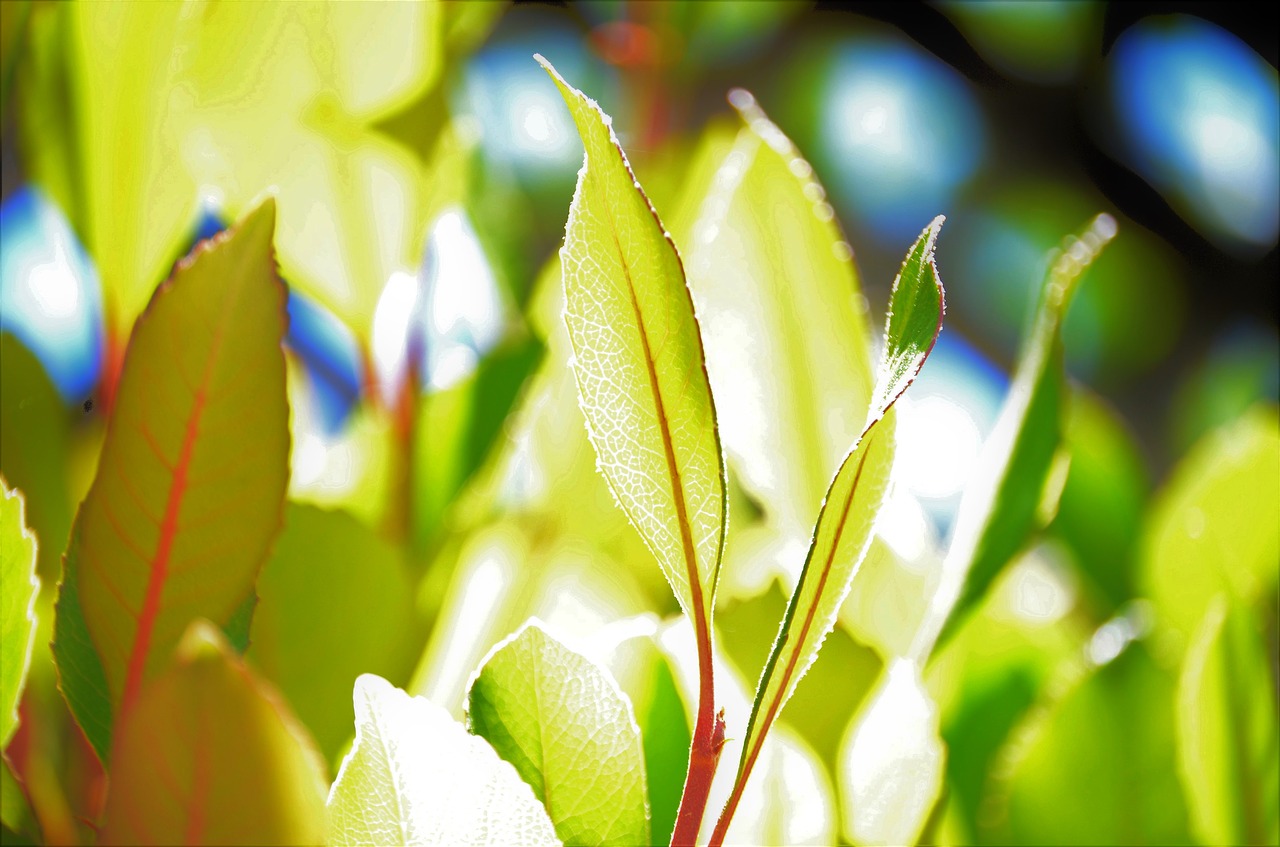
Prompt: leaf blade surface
<box><xmin>326</xmin><ymin>674</ymin><xmax>560</xmax><ymax>847</ymax></box>
<box><xmin>467</xmin><ymin>621</ymin><xmax>648</xmax><ymax>847</ymax></box>
<box><xmin>0</xmin><ymin>482</ymin><xmax>39</xmax><ymax>748</ymax></box>
<box><xmin>539</xmin><ymin>56</ymin><xmax>725</xmax><ymax>626</ymax></box>
<box><xmin>53</xmin><ymin>200</ymin><xmax>289</xmax><ymax>759</ymax></box>
<box><xmin>99</xmin><ymin>621</ymin><xmax>328</xmax><ymax>846</ymax></box>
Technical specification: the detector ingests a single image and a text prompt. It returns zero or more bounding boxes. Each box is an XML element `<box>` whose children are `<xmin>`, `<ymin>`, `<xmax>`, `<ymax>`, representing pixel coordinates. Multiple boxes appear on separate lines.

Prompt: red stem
<box><xmin>669</xmin><ymin>630</ymin><xmax>724</xmax><ymax>847</ymax></box>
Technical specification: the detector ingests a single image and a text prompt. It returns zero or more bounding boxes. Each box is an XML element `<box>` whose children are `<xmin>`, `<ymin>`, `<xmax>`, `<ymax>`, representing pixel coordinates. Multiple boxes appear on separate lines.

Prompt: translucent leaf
<box><xmin>1176</xmin><ymin>596</ymin><xmax>1280</xmax><ymax>846</ymax></box>
<box><xmin>248</xmin><ymin>504</ymin><xmax>418</xmax><ymax>766</ymax></box>
<box><xmin>719</xmin><ymin>218</ymin><xmax>944</xmax><ymax>831</ymax></box>
<box><xmin>539</xmin><ymin>57</ymin><xmax>726</xmax><ymax>629</ymax></box>
<box><xmin>839</xmin><ymin>659</ymin><xmax>945</xmax><ymax>847</ymax></box>
<box><xmin>326</xmin><ymin>674</ymin><xmax>560</xmax><ymax>847</ymax></box>
<box><xmin>52</xmin><ymin>201</ymin><xmax>289</xmax><ymax>761</ymax></box>
<box><xmin>920</xmin><ymin>213</ymin><xmax>1117</xmax><ymax>657</ymax></box>
<box><xmin>1141</xmin><ymin>405</ymin><xmax>1280</xmax><ymax>654</ymax></box>
<box><xmin>679</xmin><ymin>91</ymin><xmax>874</xmax><ymax>536</ymax></box>
<box><xmin>99</xmin><ymin>622</ymin><xmax>327</xmax><ymax>846</ymax></box>
<box><xmin>467</xmin><ymin>621</ymin><xmax>648</xmax><ymax>847</ymax></box>
<box><xmin>0</xmin><ymin>482</ymin><xmax>38</xmax><ymax>748</ymax></box>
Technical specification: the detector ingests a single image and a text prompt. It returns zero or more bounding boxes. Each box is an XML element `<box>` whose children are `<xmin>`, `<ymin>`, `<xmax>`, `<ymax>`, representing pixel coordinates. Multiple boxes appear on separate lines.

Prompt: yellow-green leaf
<box><xmin>327</xmin><ymin>674</ymin><xmax>561</xmax><ymax>847</ymax></box>
<box><xmin>539</xmin><ymin>56</ymin><xmax>726</xmax><ymax>628</ymax></box>
<box><xmin>99</xmin><ymin>621</ymin><xmax>328</xmax><ymax>846</ymax></box>
<box><xmin>52</xmin><ymin>200</ymin><xmax>289</xmax><ymax>762</ymax></box>
<box><xmin>1</xmin><ymin>481</ymin><xmax>39</xmax><ymax>748</ymax></box>
<box><xmin>467</xmin><ymin>621</ymin><xmax>648</xmax><ymax>847</ymax></box>
<box><xmin>1176</xmin><ymin>596</ymin><xmax>1280</xmax><ymax>846</ymax></box>
<box><xmin>1141</xmin><ymin>405</ymin><xmax>1280</xmax><ymax>655</ymax></box>
<box><xmin>716</xmin><ymin>218</ymin><xmax>945</xmax><ymax>837</ymax></box>
<box><xmin>248</xmin><ymin>503</ymin><xmax>418</xmax><ymax>766</ymax></box>
<box><xmin>680</xmin><ymin>92</ymin><xmax>874</xmax><ymax>536</ymax></box>
<box><xmin>920</xmin><ymin>213</ymin><xmax>1117</xmax><ymax>656</ymax></box>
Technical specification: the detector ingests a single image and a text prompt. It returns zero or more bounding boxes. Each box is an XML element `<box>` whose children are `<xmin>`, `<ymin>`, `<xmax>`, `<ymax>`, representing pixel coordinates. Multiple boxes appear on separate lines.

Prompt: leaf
<box><xmin>467</xmin><ymin>620</ymin><xmax>648</xmax><ymax>847</ymax></box>
<box><xmin>327</xmin><ymin>674</ymin><xmax>561</xmax><ymax>847</ymax></box>
<box><xmin>1</xmin><ymin>482</ymin><xmax>39</xmax><ymax>748</ymax></box>
<box><xmin>0</xmin><ymin>334</ymin><xmax>73</xmax><ymax>583</ymax></box>
<box><xmin>247</xmin><ymin>504</ymin><xmax>418</xmax><ymax>766</ymax></box>
<box><xmin>920</xmin><ymin>213</ymin><xmax>1117</xmax><ymax>657</ymax></box>
<box><xmin>52</xmin><ymin>200</ymin><xmax>289</xmax><ymax>762</ymax></box>
<box><xmin>1141</xmin><ymin>405</ymin><xmax>1280</xmax><ymax>654</ymax></box>
<box><xmin>717</xmin><ymin>217</ymin><xmax>944</xmax><ymax>833</ymax></box>
<box><xmin>635</xmin><ymin>643</ymin><xmax>691</xmax><ymax>847</ymax></box>
<box><xmin>1176</xmin><ymin>596</ymin><xmax>1280</xmax><ymax>846</ymax></box>
<box><xmin>539</xmin><ymin>56</ymin><xmax>726</xmax><ymax>629</ymax></box>
<box><xmin>839</xmin><ymin>659</ymin><xmax>946</xmax><ymax>847</ymax></box>
<box><xmin>678</xmin><ymin>92</ymin><xmax>874</xmax><ymax>536</ymax></box>
<box><xmin>995</xmin><ymin>644</ymin><xmax>1193</xmax><ymax>845</ymax></box>
<box><xmin>99</xmin><ymin>621</ymin><xmax>328</xmax><ymax>846</ymax></box>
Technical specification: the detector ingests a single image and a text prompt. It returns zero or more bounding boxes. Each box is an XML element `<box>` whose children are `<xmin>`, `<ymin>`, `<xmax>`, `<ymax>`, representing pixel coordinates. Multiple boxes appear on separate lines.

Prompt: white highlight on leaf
<box><xmin>327</xmin><ymin>674</ymin><xmax>561</xmax><ymax>847</ymax></box>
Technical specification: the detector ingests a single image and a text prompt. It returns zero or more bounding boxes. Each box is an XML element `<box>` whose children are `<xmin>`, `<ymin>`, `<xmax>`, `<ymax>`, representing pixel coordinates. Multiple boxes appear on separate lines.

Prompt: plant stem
<box><xmin>669</xmin><ymin>621</ymin><xmax>725</xmax><ymax>847</ymax></box>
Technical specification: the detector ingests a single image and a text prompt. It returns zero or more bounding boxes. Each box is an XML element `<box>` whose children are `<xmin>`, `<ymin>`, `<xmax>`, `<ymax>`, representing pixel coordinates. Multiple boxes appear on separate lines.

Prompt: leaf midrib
<box><xmin>120</xmin><ymin>248</ymin><xmax>254</xmax><ymax>713</ymax></box>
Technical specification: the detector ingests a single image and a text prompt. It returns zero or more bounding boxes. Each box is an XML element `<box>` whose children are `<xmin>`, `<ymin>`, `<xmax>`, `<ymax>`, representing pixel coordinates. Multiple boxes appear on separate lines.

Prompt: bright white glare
<box><xmin>858</xmin><ymin>104</ymin><xmax>892</xmax><ymax>137</ymax></box>
<box><xmin>521</xmin><ymin>104</ymin><xmax>554</xmax><ymax>143</ymax></box>
<box><xmin>26</xmin><ymin>255</ymin><xmax>80</xmax><ymax>320</ymax></box>
<box><xmin>424</xmin><ymin>208</ymin><xmax>503</xmax><ymax>391</ymax></box>
<box><xmin>1189</xmin><ymin>106</ymin><xmax>1274</xmax><ymax>244</ymax></box>
<box><xmin>1007</xmin><ymin>553</ymin><xmax>1074</xmax><ymax>626</ymax></box>
<box><xmin>875</xmin><ymin>491</ymin><xmax>934</xmax><ymax>567</ymax></box>
<box><xmin>371</xmin><ymin>269</ymin><xmax>420</xmax><ymax>408</ymax></box>
<box><xmin>841</xmin><ymin>658</ymin><xmax>943</xmax><ymax>846</ymax></box>
<box><xmin>894</xmin><ymin>394</ymin><xmax>983</xmax><ymax>499</ymax></box>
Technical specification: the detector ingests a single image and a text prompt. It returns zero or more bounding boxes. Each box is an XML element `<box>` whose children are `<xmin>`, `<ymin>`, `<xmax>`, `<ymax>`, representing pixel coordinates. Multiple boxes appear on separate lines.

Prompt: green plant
<box><xmin>2</xmin><ymin>7</ymin><xmax>1277</xmax><ymax>847</ymax></box>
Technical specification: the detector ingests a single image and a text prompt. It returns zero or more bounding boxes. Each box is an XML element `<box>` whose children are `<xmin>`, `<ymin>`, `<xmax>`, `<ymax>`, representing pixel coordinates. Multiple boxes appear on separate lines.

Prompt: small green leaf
<box><xmin>678</xmin><ymin>93</ymin><xmax>874</xmax><ymax>536</ymax></box>
<box><xmin>1176</xmin><ymin>596</ymin><xmax>1280</xmax><ymax>846</ymax></box>
<box><xmin>327</xmin><ymin>674</ymin><xmax>560</xmax><ymax>847</ymax></box>
<box><xmin>1</xmin><ymin>482</ymin><xmax>39</xmax><ymax>748</ymax></box>
<box><xmin>53</xmin><ymin>200</ymin><xmax>290</xmax><ymax>762</ymax></box>
<box><xmin>538</xmin><ymin>56</ymin><xmax>726</xmax><ymax>629</ymax></box>
<box><xmin>635</xmin><ymin>645</ymin><xmax>690</xmax><ymax>847</ymax></box>
<box><xmin>248</xmin><ymin>503</ymin><xmax>418</xmax><ymax>765</ymax></box>
<box><xmin>467</xmin><ymin>620</ymin><xmax>648</xmax><ymax>847</ymax></box>
<box><xmin>922</xmin><ymin>213</ymin><xmax>1117</xmax><ymax>656</ymax></box>
<box><xmin>718</xmin><ymin>217</ymin><xmax>945</xmax><ymax>835</ymax></box>
<box><xmin>1</xmin><ymin>755</ymin><xmax>38</xmax><ymax>843</ymax></box>
<box><xmin>99</xmin><ymin>621</ymin><xmax>328</xmax><ymax>846</ymax></box>
<box><xmin>1141</xmin><ymin>405</ymin><xmax>1280</xmax><ymax>654</ymax></box>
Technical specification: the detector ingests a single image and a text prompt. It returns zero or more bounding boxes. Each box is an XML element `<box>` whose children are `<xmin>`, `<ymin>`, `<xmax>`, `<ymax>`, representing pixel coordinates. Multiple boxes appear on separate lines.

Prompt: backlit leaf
<box><xmin>539</xmin><ymin>57</ymin><xmax>726</xmax><ymax>629</ymax></box>
<box><xmin>248</xmin><ymin>504</ymin><xmax>418</xmax><ymax>766</ymax></box>
<box><xmin>1176</xmin><ymin>596</ymin><xmax>1280</xmax><ymax>846</ymax></box>
<box><xmin>921</xmin><ymin>213</ymin><xmax>1117</xmax><ymax>657</ymax></box>
<box><xmin>327</xmin><ymin>674</ymin><xmax>560</xmax><ymax>847</ymax></box>
<box><xmin>99</xmin><ymin>622</ymin><xmax>327</xmax><ymax>846</ymax></box>
<box><xmin>996</xmin><ymin>644</ymin><xmax>1192</xmax><ymax>845</ymax></box>
<box><xmin>1141</xmin><ymin>405</ymin><xmax>1280</xmax><ymax>654</ymax></box>
<box><xmin>717</xmin><ymin>218</ymin><xmax>944</xmax><ymax>837</ymax></box>
<box><xmin>680</xmin><ymin>92</ymin><xmax>874</xmax><ymax>536</ymax></box>
<box><xmin>1</xmin><ymin>482</ymin><xmax>39</xmax><ymax>748</ymax></box>
<box><xmin>53</xmin><ymin>200</ymin><xmax>289</xmax><ymax>761</ymax></box>
<box><xmin>467</xmin><ymin>621</ymin><xmax>648</xmax><ymax>847</ymax></box>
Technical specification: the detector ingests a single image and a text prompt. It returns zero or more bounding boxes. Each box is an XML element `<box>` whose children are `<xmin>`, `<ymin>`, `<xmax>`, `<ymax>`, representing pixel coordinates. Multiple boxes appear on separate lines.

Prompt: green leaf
<box><xmin>922</xmin><ymin>213</ymin><xmax>1117</xmax><ymax>656</ymax></box>
<box><xmin>99</xmin><ymin>621</ymin><xmax>328</xmax><ymax>846</ymax></box>
<box><xmin>0</xmin><ymin>334</ymin><xmax>73</xmax><ymax>584</ymax></box>
<box><xmin>538</xmin><ymin>56</ymin><xmax>726</xmax><ymax>629</ymax></box>
<box><xmin>1</xmin><ymin>483</ymin><xmax>39</xmax><ymax>749</ymax></box>
<box><xmin>722</xmin><ymin>217</ymin><xmax>945</xmax><ymax>822</ymax></box>
<box><xmin>1176</xmin><ymin>596</ymin><xmax>1280</xmax><ymax>846</ymax></box>
<box><xmin>635</xmin><ymin>644</ymin><xmax>690</xmax><ymax>847</ymax></box>
<box><xmin>327</xmin><ymin>674</ymin><xmax>561</xmax><ymax>847</ymax></box>
<box><xmin>52</xmin><ymin>200</ymin><xmax>289</xmax><ymax>762</ymax></box>
<box><xmin>467</xmin><ymin>620</ymin><xmax>648</xmax><ymax>847</ymax></box>
<box><xmin>1141</xmin><ymin>405</ymin><xmax>1280</xmax><ymax>654</ymax></box>
<box><xmin>1</xmin><ymin>755</ymin><xmax>39</xmax><ymax>843</ymax></box>
<box><xmin>678</xmin><ymin>92</ymin><xmax>874</xmax><ymax>536</ymax></box>
<box><xmin>997</xmin><ymin>643</ymin><xmax>1192</xmax><ymax>845</ymax></box>
<box><xmin>248</xmin><ymin>503</ymin><xmax>418</xmax><ymax>766</ymax></box>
